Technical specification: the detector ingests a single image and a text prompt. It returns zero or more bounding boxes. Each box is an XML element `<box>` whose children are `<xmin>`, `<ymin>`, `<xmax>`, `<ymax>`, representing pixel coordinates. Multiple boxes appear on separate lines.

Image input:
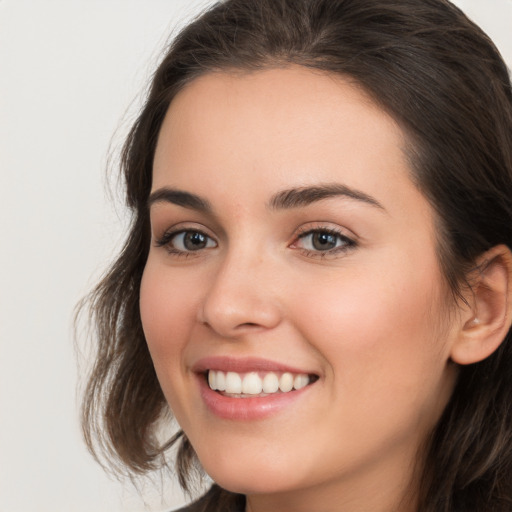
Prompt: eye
<box><xmin>292</xmin><ymin>228</ymin><xmax>356</xmax><ymax>256</ymax></box>
<box><xmin>156</xmin><ymin>229</ymin><xmax>217</xmax><ymax>254</ymax></box>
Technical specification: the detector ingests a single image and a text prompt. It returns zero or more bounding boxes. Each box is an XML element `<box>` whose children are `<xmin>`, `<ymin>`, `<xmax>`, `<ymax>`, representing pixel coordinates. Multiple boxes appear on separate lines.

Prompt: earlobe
<box><xmin>450</xmin><ymin>245</ymin><xmax>512</xmax><ymax>365</ymax></box>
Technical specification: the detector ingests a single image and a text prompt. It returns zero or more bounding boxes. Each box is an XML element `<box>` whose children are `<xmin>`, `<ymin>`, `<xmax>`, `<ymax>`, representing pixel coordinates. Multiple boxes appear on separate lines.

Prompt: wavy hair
<box><xmin>79</xmin><ymin>1</ymin><xmax>512</xmax><ymax>510</ymax></box>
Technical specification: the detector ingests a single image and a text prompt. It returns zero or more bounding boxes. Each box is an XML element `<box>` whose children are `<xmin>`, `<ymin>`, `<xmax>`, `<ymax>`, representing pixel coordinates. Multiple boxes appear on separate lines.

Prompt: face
<box><xmin>141</xmin><ymin>67</ymin><xmax>459</xmax><ymax>510</ymax></box>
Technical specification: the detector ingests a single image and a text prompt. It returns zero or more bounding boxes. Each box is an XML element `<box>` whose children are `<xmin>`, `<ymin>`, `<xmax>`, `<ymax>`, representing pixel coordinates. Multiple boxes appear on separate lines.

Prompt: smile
<box><xmin>208</xmin><ymin>370</ymin><xmax>312</xmax><ymax>396</ymax></box>
<box><xmin>194</xmin><ymin>357</ymin><xmax>319</xmax><ymax>420</ymax></box>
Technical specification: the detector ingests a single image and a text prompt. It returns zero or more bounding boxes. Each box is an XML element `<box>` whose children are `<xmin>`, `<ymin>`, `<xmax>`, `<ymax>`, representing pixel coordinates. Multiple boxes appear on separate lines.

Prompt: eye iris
<box><xmin>184</xmin><ymin>232</ymin><xmax>207</xmax><ymax>250</ymax></box>
<box><xmin>312</xmin><ymin>232</ymin><xmax>337</xmax><ymax>250</ymax></box>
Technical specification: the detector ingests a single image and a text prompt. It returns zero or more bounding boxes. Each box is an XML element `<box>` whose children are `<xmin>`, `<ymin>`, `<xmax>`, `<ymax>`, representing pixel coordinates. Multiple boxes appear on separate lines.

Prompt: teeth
<box><xmin>279</xmin><ymin>372</ymin><xmax>294</xmax><ymax>392</ymax></box>
<box><xmin>225</xmin><ymin>372</ymin><xmax>242</xmax><ymax>394</ymax></box>
<box><xmin>207</xmin><ymin>370</ymin><xmax>312</xmax><ymax>395</ymax></box>
<box><xmin>216</xmin><ymin>370</ymin><xmax>226</xmax><ymax>391</ymax></box>
<box><xmin>208</xmin><ymin>370</ymin><xmax>216</xmax><ymax>390</ymax></box>
<box><xmin>242</xmin><ymin>372</ymin><xmax>263</xmax><ymax>395</ymax></box>
<box><xmin>293</xmin><ymin>374</ymin><xmax>309</xmax><ymax>390</ymax></box>
<box><xmin>262</xmin><ymin>372</ymin><xmax>279</xmax><ymax>393</ymax></box>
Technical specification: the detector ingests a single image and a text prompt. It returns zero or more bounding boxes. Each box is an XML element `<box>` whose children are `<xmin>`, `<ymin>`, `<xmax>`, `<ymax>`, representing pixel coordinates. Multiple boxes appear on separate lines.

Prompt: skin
<box><xmin>140</xmin><ymin>67</ymin><xmax>462</xmax><ymax>512</ymax></box>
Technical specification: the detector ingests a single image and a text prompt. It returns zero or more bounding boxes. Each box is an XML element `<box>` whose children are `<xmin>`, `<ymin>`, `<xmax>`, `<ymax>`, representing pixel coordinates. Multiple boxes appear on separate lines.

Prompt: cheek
<box><xmin>139</xmin><ymin>260</ymin><xmax>206</xmax><ymax>427</ymax></box>
<box><xmin>290</xmin><ymin>250</ymin><xmax>450</xmax><ymax>394</ymax></box>
<box><xmin>287</xmin><ymin>259</ymin><xmax>454</xmax><ymax>458</ymax></box>
<box><xmin>139</xmin><ymin>262</ymin><xmax>197</xmax><ymax>369</ymax></box>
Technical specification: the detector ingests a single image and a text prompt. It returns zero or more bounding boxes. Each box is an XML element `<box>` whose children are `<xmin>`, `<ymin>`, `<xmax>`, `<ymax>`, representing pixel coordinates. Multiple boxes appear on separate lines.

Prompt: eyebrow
<box><xmin>148</xmin><ymin>188</ymin><xmax>212</xmax><ymax>213</ymax></box>
<box><xmin>268</xmin><ymin>183</ymin><xmax>385</xmax><ymax>211</ymax></box>
<box><xmin>147</xmin><ymin>183</ymin><xmax>385</xmax><ymax>213</ymax></box>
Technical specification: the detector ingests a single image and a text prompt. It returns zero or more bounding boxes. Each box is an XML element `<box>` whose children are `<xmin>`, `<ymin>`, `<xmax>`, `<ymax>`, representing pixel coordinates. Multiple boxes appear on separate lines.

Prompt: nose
<box><xmin>198</xmin><ymin>249</ymin><xmax>282</xmax><ymax>338</ymax></box>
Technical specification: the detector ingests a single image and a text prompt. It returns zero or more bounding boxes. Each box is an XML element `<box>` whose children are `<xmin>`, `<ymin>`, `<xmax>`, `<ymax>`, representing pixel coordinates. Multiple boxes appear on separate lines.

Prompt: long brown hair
<box><xmin>79</xmin><ymin>1</ymin><xmax>512</xmax><ymax>510</ymax></box>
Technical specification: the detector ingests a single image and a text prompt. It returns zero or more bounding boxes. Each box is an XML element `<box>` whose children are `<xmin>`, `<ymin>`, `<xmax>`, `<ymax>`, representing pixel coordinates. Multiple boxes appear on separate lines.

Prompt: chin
<box><xmin>201</xmin><ymin>456</ymin><xmax>303</xmax><ymax>496</ymax></box>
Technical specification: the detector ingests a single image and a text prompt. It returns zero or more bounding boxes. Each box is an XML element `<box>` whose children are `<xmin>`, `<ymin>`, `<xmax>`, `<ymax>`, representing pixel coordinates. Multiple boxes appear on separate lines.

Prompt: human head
<box><xmin>81</xmin><ymin>0</ymin><xmax>512</xmax><ymax>510</ymax></box>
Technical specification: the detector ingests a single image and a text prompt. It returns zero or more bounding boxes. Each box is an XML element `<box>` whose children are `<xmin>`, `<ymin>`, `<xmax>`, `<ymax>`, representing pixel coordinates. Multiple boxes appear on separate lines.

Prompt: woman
<box><xmin>80</xmin><ymin>0</ymin><xmax>512</xmax><ymax>511</ymax></box>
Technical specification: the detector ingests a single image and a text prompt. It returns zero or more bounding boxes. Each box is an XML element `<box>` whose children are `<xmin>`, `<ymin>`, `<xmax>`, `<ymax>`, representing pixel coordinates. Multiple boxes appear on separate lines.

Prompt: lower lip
<box><xmin>198</xmin><ymin>375</ymin><xmax>312</xmax><ymax>421</ymax></box>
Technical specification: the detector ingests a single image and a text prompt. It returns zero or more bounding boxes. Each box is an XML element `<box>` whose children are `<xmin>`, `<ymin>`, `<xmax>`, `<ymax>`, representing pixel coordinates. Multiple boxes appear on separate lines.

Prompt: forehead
<box><xmin>152</xmin><ymin>66</ymin><xmax>426</xmax><ymax>221</ymax></box>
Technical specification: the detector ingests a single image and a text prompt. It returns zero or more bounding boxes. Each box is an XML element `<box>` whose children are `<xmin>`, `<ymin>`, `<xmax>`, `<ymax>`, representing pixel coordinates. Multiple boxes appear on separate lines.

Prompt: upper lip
<box><xmin>192</xmin><ymin>356</ymin><xmax>316</xmax><ymax>375</ymax></box>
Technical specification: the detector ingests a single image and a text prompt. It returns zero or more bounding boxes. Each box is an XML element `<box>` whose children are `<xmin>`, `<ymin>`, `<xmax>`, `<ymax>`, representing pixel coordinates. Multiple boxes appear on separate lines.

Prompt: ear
<box><xmin>450</xmin><ymin>245</ymin><xmax>512</xmax><ymax>365</ymax></box>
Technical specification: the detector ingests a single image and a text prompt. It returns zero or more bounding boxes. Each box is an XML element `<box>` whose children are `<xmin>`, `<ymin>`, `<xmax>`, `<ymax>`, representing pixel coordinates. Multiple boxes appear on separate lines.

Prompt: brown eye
<box><xmin>310</xmin><ymin>232</ymin><xmax>338</xmax><ymax>251</ymax></box>
<box><xmin>181</xmin><ymin>231</ymin><xmax>209</xmax><ymax>250</ymax></box>
<box><xmin>161</xmin><ymin>230</ymin><xmax>217</xmax><ymax>253</ymax></box>
<box><xmin>294</xmin><ymin>229</ymin><xmax>355</xmax><ymax>255</ymax></box>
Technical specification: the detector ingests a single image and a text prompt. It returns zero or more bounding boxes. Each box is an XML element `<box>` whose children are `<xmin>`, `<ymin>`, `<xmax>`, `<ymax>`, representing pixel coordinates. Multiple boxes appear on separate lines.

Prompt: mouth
<box><xmin>206</xmin><ymin>369</ymin><xmax>319</xmax><ymax>398</ymax></box>
<box><xmin>193</xmin><ymin>357</ymin><xmax>319</xmax><ymax>420</ymax></box>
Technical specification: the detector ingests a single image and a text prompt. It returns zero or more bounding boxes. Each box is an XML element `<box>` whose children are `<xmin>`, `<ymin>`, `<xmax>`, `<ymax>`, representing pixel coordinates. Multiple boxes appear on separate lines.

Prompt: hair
<box><xmin>78</xmin><ymin>0</ymin><xmax>512</xmax><ymax>510</ymax></box>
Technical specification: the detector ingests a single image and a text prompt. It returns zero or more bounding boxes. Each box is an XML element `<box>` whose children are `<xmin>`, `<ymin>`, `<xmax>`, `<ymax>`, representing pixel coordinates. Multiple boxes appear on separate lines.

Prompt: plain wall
<box><xmin>0</xmin><ymin>1</ymin><xmax>511</xmax><ymax>511</ymax></box>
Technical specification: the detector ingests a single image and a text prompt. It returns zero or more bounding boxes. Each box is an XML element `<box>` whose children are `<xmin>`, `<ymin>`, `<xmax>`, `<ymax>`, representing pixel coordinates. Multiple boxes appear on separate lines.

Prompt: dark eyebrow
<box><xmin>268</xmin><ymin>183</ymin><xmax>385</xmax><ymax>211</ymax></box>
<box><xmin>148</xmin><ymin>187</ymin><xmax>212</xmax><ymax>213</ymax></box>
<box><xmin>148</xmin><ymin>183</ymin><xmax>384</xmax><ymax>214</ymax></box>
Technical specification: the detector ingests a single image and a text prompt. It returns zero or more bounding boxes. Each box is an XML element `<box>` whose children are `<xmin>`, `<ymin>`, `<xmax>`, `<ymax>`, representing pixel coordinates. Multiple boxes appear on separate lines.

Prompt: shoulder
<box><xmin>170</xmin><ymin>485</ymin><xmax>245</xmax><ymax>512</ymax></box>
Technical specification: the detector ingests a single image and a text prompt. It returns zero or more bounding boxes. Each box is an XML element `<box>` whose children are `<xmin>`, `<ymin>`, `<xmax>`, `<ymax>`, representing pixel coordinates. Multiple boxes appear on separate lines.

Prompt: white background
<box><xmin>0</xmin><ymin>1</ymin><xmax>511</xmax><ymax>511</ymax></box>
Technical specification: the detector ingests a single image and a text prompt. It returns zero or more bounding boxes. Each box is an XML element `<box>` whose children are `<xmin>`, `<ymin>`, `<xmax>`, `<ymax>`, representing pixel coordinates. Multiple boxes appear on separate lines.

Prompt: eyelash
<box><xmin>292</xmin><ymin>227</ymin><xmax>356</xmax><ymax>259</ymax></box>
<box><xmin>154</xmin><ymin>226</ymin><xmax>356</xmax><ymax>259</ymax></box>
<box><xmin>155</xmin><ymin>228</ymin><xmax>217</xmax><ymax>258</ymax></box>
